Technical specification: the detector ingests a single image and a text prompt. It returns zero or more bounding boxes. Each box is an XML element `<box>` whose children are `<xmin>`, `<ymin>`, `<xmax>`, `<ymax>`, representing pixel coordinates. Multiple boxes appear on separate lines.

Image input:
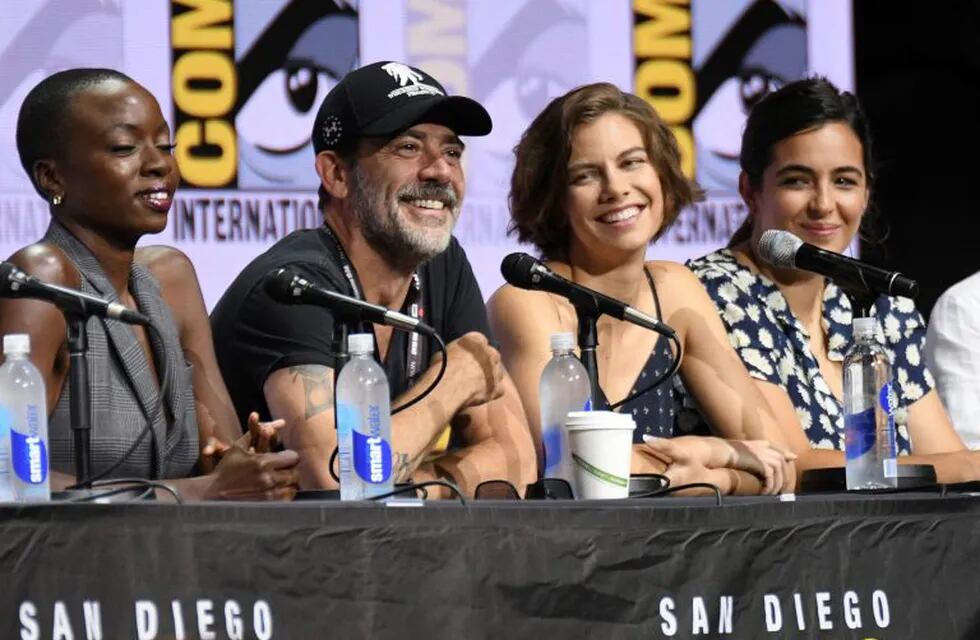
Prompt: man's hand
<box><xmin>434</xmin><ymin>332</ymin><xmax>505</xmax><ymax>409</ymax></box>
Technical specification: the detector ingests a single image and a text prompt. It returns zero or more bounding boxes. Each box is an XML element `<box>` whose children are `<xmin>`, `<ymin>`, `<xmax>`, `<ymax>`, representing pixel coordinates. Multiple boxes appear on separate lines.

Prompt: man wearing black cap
<box><xmin>210</xmin><ymin>61</ymin><xmax>536</xmax><ymax>497</ymax></box>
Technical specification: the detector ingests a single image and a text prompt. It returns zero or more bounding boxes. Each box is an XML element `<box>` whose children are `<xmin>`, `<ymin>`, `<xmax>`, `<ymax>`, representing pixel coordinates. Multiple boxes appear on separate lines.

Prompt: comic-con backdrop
<box><xmin>0</xmin><ymin>0</ymin><xmax>852</xmax><ymax>308</ymax></box>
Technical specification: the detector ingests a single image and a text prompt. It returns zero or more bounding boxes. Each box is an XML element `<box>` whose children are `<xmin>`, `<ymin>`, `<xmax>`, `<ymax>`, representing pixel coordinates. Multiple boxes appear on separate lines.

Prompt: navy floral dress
<box><xmin>684</xmin><ymin>249</ymin><xmax>934</xmax><ymax>454</ymax></box>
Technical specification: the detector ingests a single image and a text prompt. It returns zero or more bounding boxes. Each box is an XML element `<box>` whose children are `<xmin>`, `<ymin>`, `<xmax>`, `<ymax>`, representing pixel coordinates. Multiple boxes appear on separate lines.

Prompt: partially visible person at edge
<box><xmin>0</xmin><ymin>68</ymin><xmax>300</xmax><ymax>500</ymax></box>
<box><xmin>209</xmin><ymin>61</ymin><xmax>536</xmax><ymax>498</ymax></box>
<box><xmin>925</xmin><ymin>271</ymin><xmax>980</xmax><ymax>450</ymax></box>
<box><xmin>686</xmin><ymin>76</ymin><xmax>980</xmax><ymax>483</ymax></box>
<box><xmin>487</xmin><ymin>82</ymin><xmax>796</xmax><ymax>495</ymax></box>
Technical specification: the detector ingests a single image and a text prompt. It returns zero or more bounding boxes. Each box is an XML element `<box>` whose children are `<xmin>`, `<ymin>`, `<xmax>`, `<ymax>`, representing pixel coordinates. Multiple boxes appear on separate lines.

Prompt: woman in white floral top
<box><xmin>687</xmin><ymin>77</ymin><xmax>980</xmax><ymax>483</ymax></box>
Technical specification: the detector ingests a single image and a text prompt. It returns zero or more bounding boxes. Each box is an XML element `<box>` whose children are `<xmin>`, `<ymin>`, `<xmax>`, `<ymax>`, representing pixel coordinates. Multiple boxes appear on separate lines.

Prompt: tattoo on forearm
<box><xmin>394</xmin><ymin>452</ymin><xmax>413</xmax><ymax>482</ymax></box>
<box><xmin>288</xmin><ymin>365</ymin><xmax>333</xmax><ymax>419</ymax></box>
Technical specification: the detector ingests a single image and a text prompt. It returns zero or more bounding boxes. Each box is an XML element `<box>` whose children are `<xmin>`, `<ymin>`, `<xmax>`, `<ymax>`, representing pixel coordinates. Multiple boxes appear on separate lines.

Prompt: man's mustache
<box><xmin>397</xmin><ymin>183</ymin><xmax>459</xmax><ymax>209</ymax></box>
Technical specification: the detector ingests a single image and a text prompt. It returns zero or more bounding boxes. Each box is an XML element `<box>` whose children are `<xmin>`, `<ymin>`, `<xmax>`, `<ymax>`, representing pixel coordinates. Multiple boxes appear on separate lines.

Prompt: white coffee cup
<box><xmin>566</xmin><ymin>411</ymin><xmax>635</xmax><ymax>499</ymax></box>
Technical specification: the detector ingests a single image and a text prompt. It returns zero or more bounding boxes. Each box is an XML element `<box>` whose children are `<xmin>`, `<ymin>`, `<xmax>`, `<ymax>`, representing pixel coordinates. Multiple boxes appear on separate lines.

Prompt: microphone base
<box><xmin>799</xmin><ymin>464</ymin><xmax>936</xmax><ymax>493</ymax></box>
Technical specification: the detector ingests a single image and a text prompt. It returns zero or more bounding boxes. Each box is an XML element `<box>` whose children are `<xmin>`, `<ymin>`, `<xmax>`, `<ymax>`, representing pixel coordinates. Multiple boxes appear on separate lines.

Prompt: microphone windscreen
<box><xmin>757</xmin><ymin>229</ymin><xmax>802</xmax><ymax>268</ymax></box>
<box><xmin>0</xmin><ymin>261</ymin><xmax>26</xmax><ymax>297</ymax></box>
<box><xmin>500</xmin><ymin>252</ymin><xmax>540</xmax><ymax>289</ymax></box>
<box><xmin>263</xmin><ymin>268</ymin><xmax>301</xmax><ymax>302</ymax></box>
<box><xmin>0</xmin><ymin>261</ymin><xmax>16</xmax><ymax>289</ymax></box>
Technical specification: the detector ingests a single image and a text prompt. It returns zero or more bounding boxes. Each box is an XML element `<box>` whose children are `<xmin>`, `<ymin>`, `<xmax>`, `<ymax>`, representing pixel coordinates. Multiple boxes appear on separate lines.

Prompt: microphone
<box><xmin>757</xmin><ymin>230</ymin><xmax>919</xmax><ymax>298</ymax></box>
<box><xmin>0</xmin><ymin>261</ymin><xmax>151</xmax><ymax>326</ymax></box>
<box><xmin>500</xmin><ymin>252</ymin><xmax>676</xmax><ymax>338</ymax></box>
<box><xmin>264</xmin><ymin>268</ymin><xmax>436</xmax><ymax>336</ymax></box>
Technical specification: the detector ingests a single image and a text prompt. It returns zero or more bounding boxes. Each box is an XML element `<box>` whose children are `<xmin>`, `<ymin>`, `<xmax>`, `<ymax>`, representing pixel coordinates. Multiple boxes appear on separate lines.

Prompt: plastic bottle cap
<box><xmin>550</xmin><ymin>332</ymin><xmax>575</xmax><ymax>351</ymax></box>
<box><xmin>853</xmin><ymin>317</ymin><xmax>877</xmax><ymax>337</ymax></box>
<box><xmin>2</xmin><ymin>333</ymin><xmax>30</xmax><ymax>355</ymax></box>
<box><xmin>347</xmin><ymin>333</ymin><xmax>375</xmax><ymax>354</ymax></box>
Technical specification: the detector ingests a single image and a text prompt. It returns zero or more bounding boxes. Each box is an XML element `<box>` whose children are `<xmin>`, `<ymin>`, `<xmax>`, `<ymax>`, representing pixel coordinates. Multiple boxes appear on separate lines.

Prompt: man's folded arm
<box><xmin>263</xmin><ymin>359</ymin><xmax>494</xmax><ymax>491</ymax></box>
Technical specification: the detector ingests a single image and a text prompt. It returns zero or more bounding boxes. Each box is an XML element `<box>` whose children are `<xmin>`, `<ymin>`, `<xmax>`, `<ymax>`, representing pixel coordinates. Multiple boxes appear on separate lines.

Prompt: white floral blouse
<box><xmin>685</xmin><ymin>249</ymin><xmax>933</xmax><ymax>455</ymax></box>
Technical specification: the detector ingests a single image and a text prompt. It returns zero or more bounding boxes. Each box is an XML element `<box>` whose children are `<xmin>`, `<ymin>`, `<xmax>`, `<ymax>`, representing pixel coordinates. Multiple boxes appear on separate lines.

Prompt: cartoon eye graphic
<box><xmin>285</xmin><ymin>65</ymin><xmax>320</xmax><ymax>112</ymax></box>
<box><xmin>515</xmin><ymin>74</ymin><xmax>566</xmax><ymax>121</ymax></box>
<box><xmin>237</xmin><ymin>63</ymin><xmax>337</xmax><ymax>154</ymax></box>
<box><xmin>738</xmin><ymin>70</ymin><xmax>783</xmax><ymax>112</ymax></box>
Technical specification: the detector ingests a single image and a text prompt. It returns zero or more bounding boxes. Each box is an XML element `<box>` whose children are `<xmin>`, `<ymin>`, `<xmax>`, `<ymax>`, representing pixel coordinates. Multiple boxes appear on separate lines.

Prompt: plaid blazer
<box><xmin>44</xmin><ymin>221</ymin><xmax>198</xmax><ymax>480</ymax></box>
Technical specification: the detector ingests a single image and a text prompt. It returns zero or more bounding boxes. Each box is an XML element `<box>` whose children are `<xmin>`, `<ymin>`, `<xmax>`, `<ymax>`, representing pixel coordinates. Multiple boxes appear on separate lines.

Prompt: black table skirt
<box><xmin>2</xmin><ymin>492</ymin><xmax>978</xmax><ymax>639</ymax></box>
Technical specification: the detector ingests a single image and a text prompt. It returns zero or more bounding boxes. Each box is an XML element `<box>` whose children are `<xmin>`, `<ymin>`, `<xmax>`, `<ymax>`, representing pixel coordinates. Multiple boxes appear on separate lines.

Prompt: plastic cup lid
<box><xmin>565</xmin><ymin>410</ymin><xmax>635</xmax><ymax>431</ymax></box>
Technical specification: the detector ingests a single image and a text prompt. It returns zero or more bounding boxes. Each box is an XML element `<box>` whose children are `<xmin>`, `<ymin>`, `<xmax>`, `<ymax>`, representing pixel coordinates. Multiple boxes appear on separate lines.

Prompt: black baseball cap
<box><xmin>312</xmin><ymin>61</ymin><xmax>492</xmax><ymax>153</ymax></box>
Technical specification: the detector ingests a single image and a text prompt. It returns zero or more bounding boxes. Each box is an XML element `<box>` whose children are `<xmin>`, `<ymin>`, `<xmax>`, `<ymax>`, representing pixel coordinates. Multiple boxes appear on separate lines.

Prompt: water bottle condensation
<box><xmin>843</xmin><ymin>317</ymin><xmax>898</xmax><ymax>490</ymax></box>
<box><xmin>335</xmin><ymin>333</ymin><xmax>393</xmax><ymax>500</ymax></box>
<box><xmin>539</xmin><ymin>332</ymin><xmax>592</xmax><ymax>488</ymax></box>
<box><xmin>0</xmin><ymin>334</ymin><xmax>50</xmax><ymax>502</ymax></box>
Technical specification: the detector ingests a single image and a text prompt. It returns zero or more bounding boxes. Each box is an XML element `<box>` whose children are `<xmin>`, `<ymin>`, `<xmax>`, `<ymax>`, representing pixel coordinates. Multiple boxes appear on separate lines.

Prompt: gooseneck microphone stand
<box><xmin>66</xmin><ymin>314</ymin><xmax>92</xmax><ymax>484</ymax></box>
<box><xmin>574</xmin><ymin>297</ymin><xmax>607</xmax><ymax>410</ymax></box>
<box><xmin>331</xmin><ymin>319</ymin><xmax>351</xmax><ymax>418</ymax></box>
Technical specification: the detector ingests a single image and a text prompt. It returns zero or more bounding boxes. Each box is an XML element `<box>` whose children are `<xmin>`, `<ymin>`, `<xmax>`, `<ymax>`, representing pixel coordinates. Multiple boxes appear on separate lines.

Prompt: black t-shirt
<box><xmin>210</xmin><ymin>226</ymin><xmax>491</xmax><ymax>426</ymax></box>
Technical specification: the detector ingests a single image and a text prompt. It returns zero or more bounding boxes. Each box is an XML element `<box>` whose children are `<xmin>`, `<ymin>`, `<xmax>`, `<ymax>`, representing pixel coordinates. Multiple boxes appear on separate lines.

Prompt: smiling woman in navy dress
<box><xmin>488</xmin><ymin>83</ymin><xmax>795</xmax><ymax>495</ymax></box>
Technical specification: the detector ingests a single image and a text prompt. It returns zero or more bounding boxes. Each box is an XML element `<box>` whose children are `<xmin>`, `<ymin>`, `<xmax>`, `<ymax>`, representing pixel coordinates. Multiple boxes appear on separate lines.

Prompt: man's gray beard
<box><xmin>349</xmin><ymin>164</ymin><xmax>458</xmax><ymax>268</ymax></box>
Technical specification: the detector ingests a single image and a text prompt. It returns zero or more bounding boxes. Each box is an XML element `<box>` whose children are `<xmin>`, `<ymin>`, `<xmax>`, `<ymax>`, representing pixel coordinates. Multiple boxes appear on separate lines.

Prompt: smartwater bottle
<box><xmin>335</xmin><ymin>333</ymin><xmax>393</xmax><ymax>500</ymax></box>
<box><xmin>539</xmin><ymin>332</ymin><xmax>592</xmax><ymax>487</ymax></box>
<box><xmin>0</xmin><ymin>334</ymin><xmax>50</xmax><ymax>502</ymax></box>
<box><xmin>843</xmin><ymin>317</ymin><xmax>898</xmax><ymax>490</ymax></box>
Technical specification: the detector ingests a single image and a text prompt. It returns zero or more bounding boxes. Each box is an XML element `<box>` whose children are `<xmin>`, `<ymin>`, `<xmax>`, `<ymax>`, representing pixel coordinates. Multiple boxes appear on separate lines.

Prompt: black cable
<box><xmin>368</xmin><ymin>479</ymin><xmax>465</xmax><ymax>505</ymax></box>
<box><xmin>628</xmin><ymin>472</ymin><xmax>671</xmax><ymax>493</ymax></box>
<box><xmin>90</xmin><ymin>477</ymin><xmax>182</xmax><ymax>503</ymax></box>
<box><xmin>328</xmin><ymin>331</ymin><xmax>449</xmax><ymax>484</ymax></box>
<box><xmin>328</xmin><ymin>446</ymin><xmax>340</xmax><ymax>483</ymax></box>
<box><xmin>66</xmin><ymin>484</ymin><xmax>153</xmax><ymax>502</ymax></box>
<box><xmin>633</xmin><ymin>481</ymin><xmax>723</xmax><ymax>506</ymax></box>
<box><xmin>609</xmin><ymin>331</ymin><xmax>683</xmax><ymax>410</ymax></box>
<box><xmin>391</xmin><ymin>331</ymin><xmax>448</xmax><ymax>415</ymax></box>
<box><xmin>68</xmin><ymin>320</ymin><xmax>171</xmax><ymax>489</ymax></box>
<box><xmin>65</xmin><ymin>477</ymin><xmax>183</xmax><ymax>503</ymax></box>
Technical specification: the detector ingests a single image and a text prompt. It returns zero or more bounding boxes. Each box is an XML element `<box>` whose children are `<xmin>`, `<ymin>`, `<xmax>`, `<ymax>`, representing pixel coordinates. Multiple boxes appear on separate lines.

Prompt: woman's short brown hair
<box><xmin>509</xmin><ymin>82</ymin><xmax>702</xmax><ymax>261</ymax></box>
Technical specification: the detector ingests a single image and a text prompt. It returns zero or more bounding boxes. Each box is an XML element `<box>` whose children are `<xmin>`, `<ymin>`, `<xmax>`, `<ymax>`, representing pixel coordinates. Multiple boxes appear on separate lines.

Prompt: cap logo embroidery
<box><xmin>320</xmin><ymin>115</ymin><xmax>342</xmax><ymax>148</ymax></box>
<box><xmin>382</xmin><ymin>62</ymin><xmax>424</xmax><ymax>87</ymax></box>
<box><xmin>381</xmin><ymin>62</ymin><xmax>444</xmax><ymax>100</ymax></box>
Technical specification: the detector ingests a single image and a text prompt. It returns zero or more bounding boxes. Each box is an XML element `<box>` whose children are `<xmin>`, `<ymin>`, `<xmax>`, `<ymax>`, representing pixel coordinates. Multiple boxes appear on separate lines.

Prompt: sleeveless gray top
<box><xmin>43</xmin><ymin>221</ymin><xmax>199</xmax><ymax>479</ymax></box>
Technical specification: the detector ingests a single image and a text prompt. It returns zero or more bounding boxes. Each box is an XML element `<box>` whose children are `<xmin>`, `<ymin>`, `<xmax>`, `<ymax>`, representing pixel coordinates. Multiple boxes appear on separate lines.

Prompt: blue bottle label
<box><xmin>542</xmin><ymin>425</ymin><xmax>562</xmax><ymax>475</ymax></box>
<box><xmin>6</xmin><ymin>405</ymin><xmax>48</xmax><ymax>484</ymax></box>
<box><xmin>844</xmin><ymin>407</ymin><xmax>875</xmax><ymax>460</ymax></box>
<box><xmin>879</xmin><ymin>382</ymin><xmax>896</xmax><ymax>415</ymax></box>
<box><xmin>351</xmin><ymin>404</ymin><xmax>391</xmax><ymax>484</ymax></box>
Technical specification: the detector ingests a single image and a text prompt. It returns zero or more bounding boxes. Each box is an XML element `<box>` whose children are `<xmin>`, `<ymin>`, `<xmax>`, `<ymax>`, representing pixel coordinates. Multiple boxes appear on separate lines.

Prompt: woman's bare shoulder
<box><xmin>645</xmin><ymin>259</ymin><xmax>701</xmax><ymax>288</ymax></box>
<box><xmin>6</xmin><ymin>242</ymin><xmax>80</xmax><ymax>289</ymax></box>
